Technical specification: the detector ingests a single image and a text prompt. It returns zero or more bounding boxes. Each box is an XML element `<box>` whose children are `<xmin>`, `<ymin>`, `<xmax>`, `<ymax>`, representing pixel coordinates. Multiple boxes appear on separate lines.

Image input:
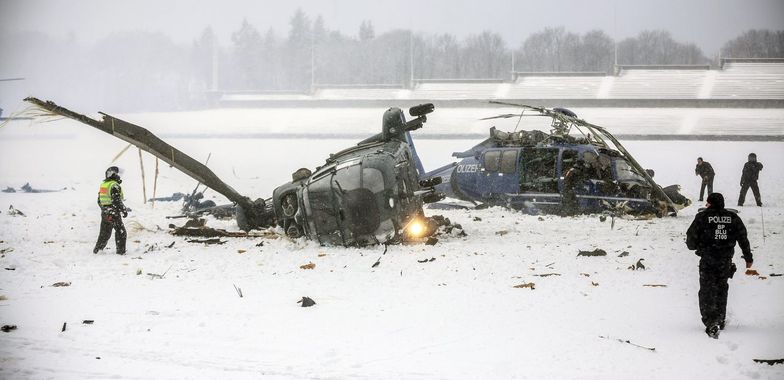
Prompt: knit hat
<box><xmin>707</xmin><ymin>192</ymin><xmax>725</xmax><ymax>209</ymax></box>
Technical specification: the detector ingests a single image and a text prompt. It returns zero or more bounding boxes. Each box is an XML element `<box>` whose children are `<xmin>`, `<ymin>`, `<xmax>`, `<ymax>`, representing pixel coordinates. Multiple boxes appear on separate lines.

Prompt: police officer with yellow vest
<box><xmin>93</xmin><ymin>166</ymin><xmax>130</xmax><ymax>254</ymax></box>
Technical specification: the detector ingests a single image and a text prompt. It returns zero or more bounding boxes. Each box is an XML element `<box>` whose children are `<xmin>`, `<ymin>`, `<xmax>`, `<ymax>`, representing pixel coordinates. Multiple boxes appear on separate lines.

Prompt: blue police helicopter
<box><xmin>405</xmin><ymin>102</ymin><xmax>691</xmax><ymax>217</ymax></box>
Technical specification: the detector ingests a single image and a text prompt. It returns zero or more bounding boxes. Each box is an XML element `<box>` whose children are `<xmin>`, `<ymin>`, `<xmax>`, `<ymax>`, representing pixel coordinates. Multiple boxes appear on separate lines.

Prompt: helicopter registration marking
<box><xmin>456</xmin><ymin>164</ymin><xmax>479</xmax><ymax>173</ymax></box>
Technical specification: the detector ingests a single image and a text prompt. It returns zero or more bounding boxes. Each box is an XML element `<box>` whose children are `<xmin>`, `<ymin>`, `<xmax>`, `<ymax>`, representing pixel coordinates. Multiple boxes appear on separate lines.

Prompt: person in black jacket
<box><xmin>686</xmin><ymin>192</ymin><xmax>753</xmax><ymax>339</ymax></box>
<box><xmin>695</xmin><ymin>157</ymin><xmax>715</xmax><ymax>202</ymax></box>
<box><xmin>93</xmin><ymin>166</ymin><xmax>131</xmax><ymax>255</ymax></box>
<box><xmin>561</xmin><ymin>159</ymin><xmax>587</xmax><ymax>216</ymax></box>
<box><xmin>738</xmin><ymin>153</ymin><xmax>763</xmax><ymax>207</ymax></box>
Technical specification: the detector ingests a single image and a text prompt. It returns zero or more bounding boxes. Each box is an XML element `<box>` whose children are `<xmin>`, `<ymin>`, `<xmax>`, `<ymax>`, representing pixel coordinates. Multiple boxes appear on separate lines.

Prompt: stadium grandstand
<box><xmin>218</xmin><ymin>58</ymin><xmax>784</xmax><ymax>107</ymax></box>
<box><xmin>216</xmin><ymin>58</ymin><xmax>784</xmax><ymax>139</ymax></box>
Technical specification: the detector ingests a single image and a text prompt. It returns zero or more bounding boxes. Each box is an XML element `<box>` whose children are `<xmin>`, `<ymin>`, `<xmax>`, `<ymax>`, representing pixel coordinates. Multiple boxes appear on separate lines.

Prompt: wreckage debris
<box><xmin>2</xmin><ymin>325</ymin><xmax>18</xmax><ymax>332</ymax></box>
<box><xmin>300</xmin><ymin>263</ymin><xmax>316</xmax><ymax>270</ymax></box>
<box><xmin>298</xmin><ymin>297</ymin><xmax>316</xmax><ymax>307</ymax></box>
<box><xmin>51</xmin><ymin>282</ymin><xmax>71</xmax><ymax>287</ymax></box>
<box><xmin>184</xmin><ymin>218</ymin><xmax>207</xmax><ymax>228</ymax></box>
<box><xmin>513</xmin><ymin>282</ymin><xmax>536</xmax><ymax>290</ymax></box>
<box><xmin>417</xmin><ymin>258</ymin><xmax>436</xmax><ymax>263</ymax></box>
<box><xmin>577</xmin><ymin>249</ymin><xmax>607</xmax><ymax>257</ymax></box>
<box><xmin>83</xmin><ymin>320</ymin><xmax>94</xmax><ymax>324</ymax></box>
<box><xmin>2</xmin><ymin>183</ymin><xmax>65</xmax><ymax>193</ymax></box>
<box><xmin>7</xmin><ymin>205</ymin><xmax>25</xmax><ymax>217</ymax></box>
<box><xmin>599</xmin><ymin>335</ymin><xmax>655</xmax><ymax>351</ymax></box>
<box><xmin>186</xmin><ymin>238</ymin><xmax>226</xmax><ymax>245</ymax></box>
<box><xmin>148</xmin><ymin>192</ymin><xmax>186</xmax><ymax>202</ymax></box>
<box><xmin>753</xmin><ymin>359</ymin><xmax>784</xmax><ymax>366</ymax></box>
<box><xmin>171</xmin><ymin>225</ymin><xmax>249</xmax><ymax>238</ymax></box>
<box><xmin>170</xmin><ymin>224</ymin><xmax>275</xmax><ymax>239</ymax></box>
<box><xmin>628</xmin><ymin>259</ymin><xmax>646</xmax><ymax>270</ymax></box>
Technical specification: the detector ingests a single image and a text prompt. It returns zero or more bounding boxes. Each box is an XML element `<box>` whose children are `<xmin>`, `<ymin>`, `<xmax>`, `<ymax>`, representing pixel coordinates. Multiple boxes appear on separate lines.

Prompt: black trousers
<box><xmin>561</xmin><ymin>190</ymin><xmax>579</xmax><ymax>216</ymax></box>
<box><xmin>94</xmin><ymin>211</ymin><xmax>127</xmax><ymax>253</ymax></box>
<box><xmin>699</xmin><ymin>176</ymin><xmax>714</xmax><ymax>201</ymax></box>
<box><xmin>738</xmin><ymin>181</ymin><xmax>761</xmax><ymax>206</ymax></box>
<box><xmin>698</xmin><ymin>258</ymin><xmax>732</xmax><ymax>328</ymax></box>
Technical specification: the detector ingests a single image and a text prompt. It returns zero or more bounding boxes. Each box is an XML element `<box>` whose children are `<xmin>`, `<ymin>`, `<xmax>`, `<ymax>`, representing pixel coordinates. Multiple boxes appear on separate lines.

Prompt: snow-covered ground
<box><xmin>1</xmin><ymin>109</ymin><xmax>782</xmax><ymax>379</ymax></box>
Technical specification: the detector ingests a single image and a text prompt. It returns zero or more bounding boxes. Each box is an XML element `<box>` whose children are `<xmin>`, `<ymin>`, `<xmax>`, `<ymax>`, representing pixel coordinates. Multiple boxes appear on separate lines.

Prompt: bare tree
<box><xmin>721</xmin><ymin>29</ymin><xmax>784</xmax><ymax>58</ymax></box>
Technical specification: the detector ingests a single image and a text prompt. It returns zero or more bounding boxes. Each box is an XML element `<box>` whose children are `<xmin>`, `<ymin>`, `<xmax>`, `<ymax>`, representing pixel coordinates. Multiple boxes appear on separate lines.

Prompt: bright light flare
<box><xmin>406</xmin><ymin>219</ymin><xmax>426</xmax><ymax>238</ymax></box>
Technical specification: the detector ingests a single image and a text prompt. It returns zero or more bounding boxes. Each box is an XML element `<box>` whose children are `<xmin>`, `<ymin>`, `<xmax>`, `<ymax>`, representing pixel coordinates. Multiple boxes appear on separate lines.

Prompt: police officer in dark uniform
<box><xmin>695</xmin><ymin>157</ymin><xmax>715</xmax><ymax>202</ymax></box>
<box><xmin>738</xmin><ymin>153</ymin><xmax>763</xmax><ymax>207</ymax></box>
<box><xmin>686</xmin><ymin>192</ymin><xmax>753</xmax><ymax>339</ymax></box>
<box><xmin>93</xmin><ymin>166</ymin><xmax>130</xmax><ymax>255</ymax></box>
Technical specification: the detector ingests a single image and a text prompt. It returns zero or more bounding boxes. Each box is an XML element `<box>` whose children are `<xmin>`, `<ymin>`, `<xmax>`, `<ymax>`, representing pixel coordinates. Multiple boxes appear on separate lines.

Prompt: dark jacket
<box><xmin>741</xmin><ymin>161</ymin><xmax>763</xmax><ymax>184</ymax></box>
<box><xmin>563</xmin><ymin>165</ymin><xmax>587</xmax><ymax>192</ymax></box>
<box><xmin>695</xmin><ymin>162</ymin><xmax>715</xmax><ymax>178</ymax></box>
<box><xmin>686</xmin><ymin>207</ymin><xmax>752</xmax><ymax>264</ymax></box>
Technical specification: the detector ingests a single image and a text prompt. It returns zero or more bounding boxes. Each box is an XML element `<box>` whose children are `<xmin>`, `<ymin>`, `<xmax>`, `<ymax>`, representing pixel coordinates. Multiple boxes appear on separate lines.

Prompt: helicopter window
<box><xmin>561</xmin><ymin>150</ymin><xmax>579</xmax><ymax>173</ymax></box>
<box><xmin>484</xmin><ymin>151</ymin><xmax>501</xmax><ymax>172</ymax></box>
<box><xmin>521</xmin><ymin>148</ymin><xmax>559</xmax><ymax>193</ymax></box>
<box><xmin>613</xmin><ymin>159</ymin><xmax>647</xmax><ymax>183</ymax></box>
<box><xmin>303</xmin><ymin>175</ymin><xmax>340</xmax><ymax>237</ymax></box>
<box><xmin>500</xmin><ymin>150</ymin><xmax>518</xmax><ymax>174</ymax></box>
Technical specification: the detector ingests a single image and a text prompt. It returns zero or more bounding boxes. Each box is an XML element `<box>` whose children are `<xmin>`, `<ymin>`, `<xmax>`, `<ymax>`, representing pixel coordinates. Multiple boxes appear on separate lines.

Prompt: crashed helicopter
<box><xmin>409</xmin><ymin>102</ymin><xmax>691</xmax><ymax>216</ymax></box>
<box><xmin>24</xmin><ymin>97</ymin><xmax>443</xmax><ymax>246</ymax></box>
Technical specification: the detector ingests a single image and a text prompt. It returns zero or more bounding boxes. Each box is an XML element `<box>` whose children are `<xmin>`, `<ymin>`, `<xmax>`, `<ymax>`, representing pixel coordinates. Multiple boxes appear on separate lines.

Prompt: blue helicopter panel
<box><xmin>408</xmin><ymin>104</ymin><xmax>691</xmax><ymax>217</ymax></box>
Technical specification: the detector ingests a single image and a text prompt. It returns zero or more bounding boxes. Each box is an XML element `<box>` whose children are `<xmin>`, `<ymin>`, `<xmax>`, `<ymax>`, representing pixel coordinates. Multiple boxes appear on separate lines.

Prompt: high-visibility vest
<box><xmin>98</xmin><ymin>180</ymin><xmax>124</xmax><ymax>206</ymax></box>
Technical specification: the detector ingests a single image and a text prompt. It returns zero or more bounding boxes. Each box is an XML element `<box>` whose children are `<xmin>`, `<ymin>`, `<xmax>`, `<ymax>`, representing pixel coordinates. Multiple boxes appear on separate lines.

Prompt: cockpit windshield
<box><xmin>613</xmin><ymin>159</ymin><xmax>647</xmax><ymax>184</ymax></box>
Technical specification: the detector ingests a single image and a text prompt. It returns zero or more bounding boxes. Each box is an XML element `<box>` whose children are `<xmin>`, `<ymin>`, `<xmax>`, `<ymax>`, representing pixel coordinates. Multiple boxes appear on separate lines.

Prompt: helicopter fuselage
<box><xmin>422</xmin><ymin>141</ymin><xmax>663</xmax><ymax>215</ymax></box>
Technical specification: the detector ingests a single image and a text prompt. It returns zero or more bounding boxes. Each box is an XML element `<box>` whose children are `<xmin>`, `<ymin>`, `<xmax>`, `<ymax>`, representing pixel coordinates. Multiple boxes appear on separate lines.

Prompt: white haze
<box><xmin>0</xmin><ymin>0</ymin><xmax>782</xmax><ymax>113</ymax></box>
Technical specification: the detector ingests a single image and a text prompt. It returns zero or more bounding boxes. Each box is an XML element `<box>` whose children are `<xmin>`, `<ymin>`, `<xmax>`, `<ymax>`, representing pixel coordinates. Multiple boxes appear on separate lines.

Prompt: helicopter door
<box><xmin>520</xmin><ymin>148</ymin><xmax>559</xmax><ymax>193</ymax></box>
<box><xmin>481</xmin><ymin>149</ymin><xmax>520</xmax><ymax>198</ymax></box>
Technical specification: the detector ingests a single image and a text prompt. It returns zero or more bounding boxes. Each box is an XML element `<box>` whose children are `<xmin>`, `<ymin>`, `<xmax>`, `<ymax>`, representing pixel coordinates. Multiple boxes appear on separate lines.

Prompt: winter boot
<box><xmin>706</xmin><ymin>324</ymin><xmax>720</xmax><ymax>339</ymax></box>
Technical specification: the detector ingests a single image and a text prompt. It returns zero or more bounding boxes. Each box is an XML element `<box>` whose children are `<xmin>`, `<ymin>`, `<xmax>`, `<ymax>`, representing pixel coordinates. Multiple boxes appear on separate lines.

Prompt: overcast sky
<box><xmin>1</xmin><ymin>0</ymin><xmax>783</xmax><ymax>55</ymax></box>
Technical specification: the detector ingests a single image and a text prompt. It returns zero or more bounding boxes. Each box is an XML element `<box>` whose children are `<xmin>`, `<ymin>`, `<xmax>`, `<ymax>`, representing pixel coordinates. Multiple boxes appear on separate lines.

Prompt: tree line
<box><xmin>191</xmin><ymin>12</ymin><xmax>784</xmax><ymax>96</ymax></box>
<box><xmin>1</xmin><ymin>9</ymin><xmax>782</xmax><ymax>112</ymax></box>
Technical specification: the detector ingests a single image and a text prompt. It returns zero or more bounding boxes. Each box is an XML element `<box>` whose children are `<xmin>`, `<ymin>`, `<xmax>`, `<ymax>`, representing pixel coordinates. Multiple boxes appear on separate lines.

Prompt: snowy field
<box><xmin>1</xmin><ymin>108</ymin><xmax>783</xmax><ymax>379</ymax></box>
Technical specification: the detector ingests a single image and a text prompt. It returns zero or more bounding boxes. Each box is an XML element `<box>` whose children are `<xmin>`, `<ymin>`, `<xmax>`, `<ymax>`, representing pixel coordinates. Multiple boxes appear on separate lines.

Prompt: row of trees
<box><xmin>209</xmin><ymin>11</ymin><xmax>782</xmax><ymax>92</ymax></box>
<box><xmin>2</xmin><ymin>9</ymin><xmax>782</xmax><ymax>112</ymax></box>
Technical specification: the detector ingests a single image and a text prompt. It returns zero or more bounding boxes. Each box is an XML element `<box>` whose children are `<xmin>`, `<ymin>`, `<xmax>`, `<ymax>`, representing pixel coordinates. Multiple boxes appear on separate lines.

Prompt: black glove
<box><xmin>122</xmin><ymin>208</ymin><xmax>130</xmax><ymax>218</ymax></box>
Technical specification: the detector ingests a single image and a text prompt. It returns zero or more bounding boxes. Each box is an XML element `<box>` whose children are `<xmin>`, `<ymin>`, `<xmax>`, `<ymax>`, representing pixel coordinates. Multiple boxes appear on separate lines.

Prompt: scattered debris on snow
<box><xmin>629</xmin><ymin>259</ymin><xmax>646</xmax><ymax>270</ymax></box>
<box><xmin>298</xmin><ymin>297</ymin><xmax>316</xmax><ymax>307</ymax></box>
<box><xmin>753</xmin><ymin>358</ymin><xmax>784</xmax><ymax>366</ymax></box>
<box><xmin>186</xmin><ymin>238</ymin><xmax>226</xmax><ymax>245</ymax></box>
<box><xmin>599</xmin><ymin>335</ymin><xmax>655</xmax><ymax>351</ymax></box>
<box><xmin>578</xmin><ymin>248</ymin><xmax>607</xmax><ymax>257</ymax></box>
<box><xmin>7</xmin><ymin>205</ymin><xmax>25</xmax><ymax>217</ymax></box>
